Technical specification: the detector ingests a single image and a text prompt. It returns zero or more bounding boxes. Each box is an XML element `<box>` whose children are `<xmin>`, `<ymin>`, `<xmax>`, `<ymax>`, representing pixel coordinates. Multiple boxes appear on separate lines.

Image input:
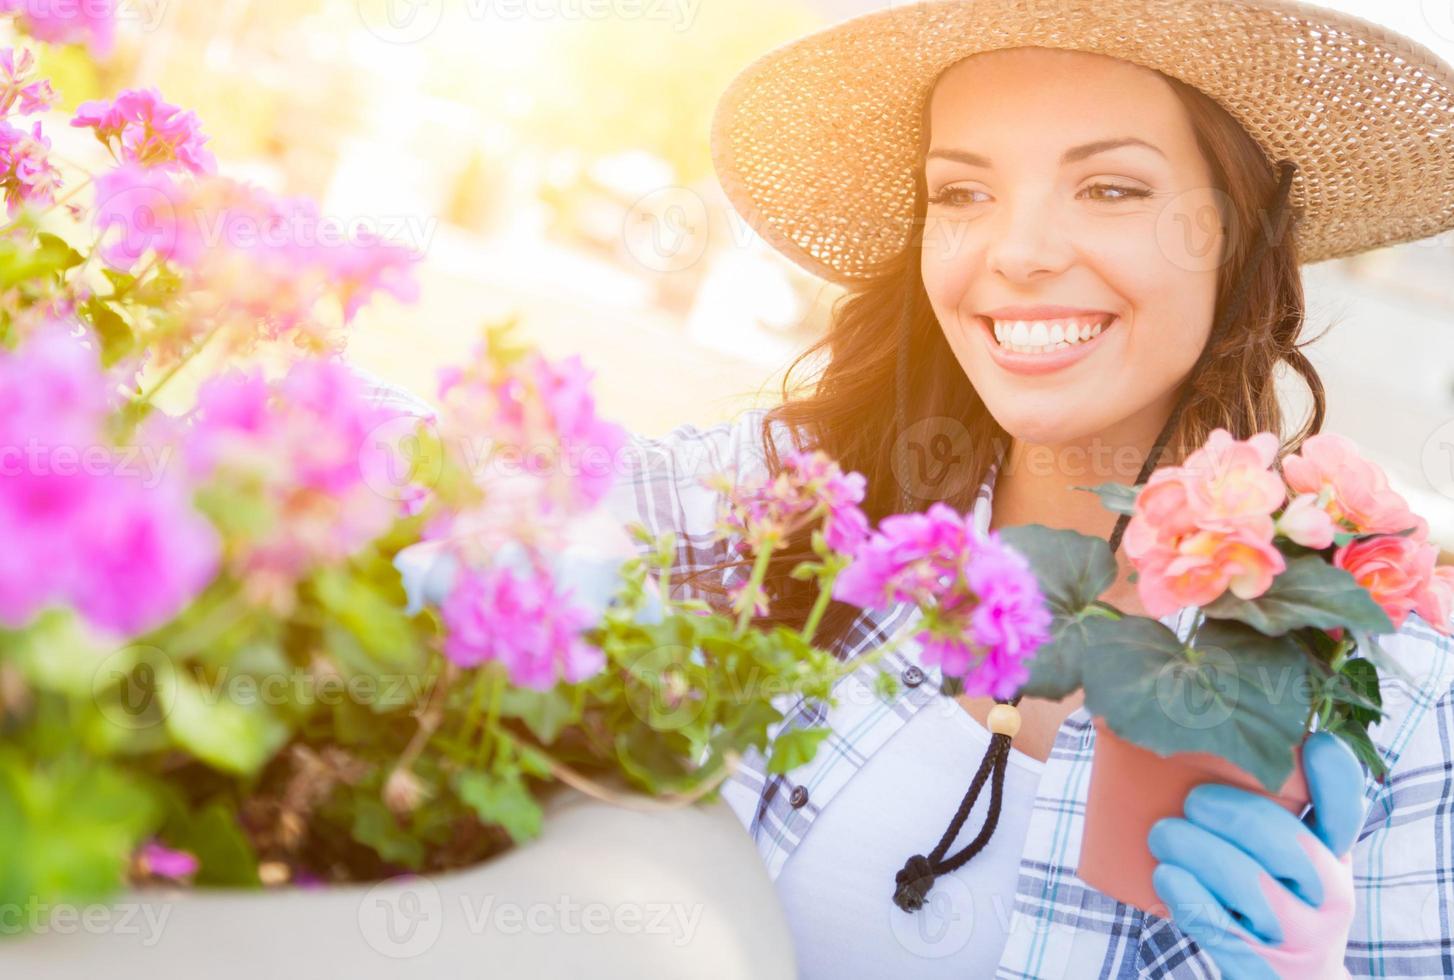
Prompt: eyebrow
<box><xmin>924</xmin><ymin>137</ymin><xmax>1167</xmax><ymax>168</ymax></box>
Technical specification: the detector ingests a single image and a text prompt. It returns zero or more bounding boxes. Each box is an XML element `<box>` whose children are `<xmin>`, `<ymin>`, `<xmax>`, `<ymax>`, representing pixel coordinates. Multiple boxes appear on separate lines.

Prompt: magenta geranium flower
<box><xmin>439</xmin><ymin>349</ymin><xmax>627</xmax><ymax>516</ymax></box>
<box><xmin>0</xmin><ymin>118</ymin><xmax>60</xmax><ymax>215</ymax></box>
<box><xmin>136</xmin><ymin>840</ymin><xmax>199</xmax><ymax>880</ymax></box>
<box><xmin>185</xmin><ymin>361</ymin><xmax>412</xmax><ymax>582</ymax></box>
<box><xmin>439</xmin><ymin>558</ymin><xmax>604</xmax><ymax>689</ymax></box>
<box><xmin>834</xmin><ymin>502</ymin><xmax>1050</xmax><ymax>696</ymax></box>
<box><xmin>0</xmin><ymin>323</ymin><xmax>218</xmax><ymax>635</ymax></box>
<box><xmin>0</xmin><ymin>47</ymin><xmax>55</xmax><ymax>117</ymax></box>
<box><xmin>712</xmin><ymin>446</ymin><xmax>870</xmax><ymax>558</ymax></box>
<box><xmin>1</xmin><ymin>0</ymin><xmax>117</xmax><ymax>57</ymax></box>
<box><xmin>72</xmin><ymin>88</ymin><xmax>216</xmax><ymax>175</ymax></box>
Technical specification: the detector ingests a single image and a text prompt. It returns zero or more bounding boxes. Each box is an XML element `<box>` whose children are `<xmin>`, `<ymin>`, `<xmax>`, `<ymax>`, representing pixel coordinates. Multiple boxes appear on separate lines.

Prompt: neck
<box><xmin>986</xmin><ymin>397</ymin><xmax>1179</xmax><ymax>542</ymax></box>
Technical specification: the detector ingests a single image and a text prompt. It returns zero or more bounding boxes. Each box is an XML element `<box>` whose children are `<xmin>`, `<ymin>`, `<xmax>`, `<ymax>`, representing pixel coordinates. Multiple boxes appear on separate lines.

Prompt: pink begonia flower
<box><xmin>439</xmin><ymin>559</ymin><xmax>604</xmax><ymax>688</ymax></box>
<box><xmin>0</xmin><ymin>117</ymin><xmax>60</xmax><ymax>215</ymax></box>
<box><xmin>1282</xmin><ymin>430</ymin><xmax>1426</xmax><ymax>538</ymax></box>
<box><xmin>834</xmin><ymin>502</ymin><xmax>1051</xmax><ymax>696</ymax></box>
<box><xmin>0</xmin><ymin>323</ymin><xmax>218</xmax><ymax>634</ymax></box>
<box><xmin>137</xmin><ymin>841</ymin><xmax>199</xmax><ymax>880</ymax></box>
<box><xmin>1122</xmin><ymin>429</ymin><xmax>1288</xmax><ymax>619</ymax></box>
<box><xmin>72</xmin><ymin>88</ymin><xmax>215</xmax><ymax>175</ymax></box>
<box><xmin>1334</xmin><ymin>530</ymin><xmax>1451</xmax><ymax>635</ymax></box>
<box><xmin>1275</xmin><ymin>491</ymin><xmax>1338</xmax><ymax>550</ymax></box>
<box><xmin>0</xmin><ymin>47</ymin><xmax>55</xmax><ymax>116</ymax></box>
<box><xmin>1417</xmin><ymin>565</ymin><xmax>1454</xmax><ymax>634</ymax></box>
<box><xmin>0</xmin><ymin>0</ymin><xmax>116</xmax><ymax>58</ymax></box>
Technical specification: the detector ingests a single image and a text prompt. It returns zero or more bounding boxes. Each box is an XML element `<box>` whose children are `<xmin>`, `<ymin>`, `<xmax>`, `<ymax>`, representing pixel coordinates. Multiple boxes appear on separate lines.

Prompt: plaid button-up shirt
<box><xmin>604</xmin><ymin>404</ymin><xmax>1454</xmax><ymax>979</ymax></box>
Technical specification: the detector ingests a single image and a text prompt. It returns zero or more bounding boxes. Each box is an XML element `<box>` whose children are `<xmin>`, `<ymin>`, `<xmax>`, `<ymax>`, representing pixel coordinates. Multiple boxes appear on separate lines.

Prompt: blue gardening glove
<box><xmin>1148</xmin><ymin>731</ymin><xmax>1367</xmax><ymax>979</ymax></box>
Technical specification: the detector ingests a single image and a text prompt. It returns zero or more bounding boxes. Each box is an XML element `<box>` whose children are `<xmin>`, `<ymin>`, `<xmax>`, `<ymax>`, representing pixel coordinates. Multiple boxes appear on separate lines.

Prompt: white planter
<box><xmin>1</xmin><ymin>790</ymin><xmax>795</xmax><ymax>979</ymax></box>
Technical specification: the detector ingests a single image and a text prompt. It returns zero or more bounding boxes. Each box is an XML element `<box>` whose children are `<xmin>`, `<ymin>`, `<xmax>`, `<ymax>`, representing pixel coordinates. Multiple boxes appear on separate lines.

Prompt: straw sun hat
<box><xmin>709</xmin><ymin>0</ymin><xmax>1454</xmax><ymax>286</ymax></box>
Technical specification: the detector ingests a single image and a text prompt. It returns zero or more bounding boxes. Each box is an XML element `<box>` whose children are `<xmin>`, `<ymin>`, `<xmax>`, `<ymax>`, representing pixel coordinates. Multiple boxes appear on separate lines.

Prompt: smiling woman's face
<box><xmin>920</xmin><ymin>46</ymin><xmax>1224</xmax><ymax>453</ymax></box>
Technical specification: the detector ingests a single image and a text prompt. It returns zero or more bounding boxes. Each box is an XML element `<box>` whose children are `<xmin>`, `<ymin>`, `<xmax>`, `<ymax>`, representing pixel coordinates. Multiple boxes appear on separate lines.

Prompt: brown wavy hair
<box><xmin>684</xmin><ymin>65</ymin><xmax>1330</xmax><ymax>660</ymax></box>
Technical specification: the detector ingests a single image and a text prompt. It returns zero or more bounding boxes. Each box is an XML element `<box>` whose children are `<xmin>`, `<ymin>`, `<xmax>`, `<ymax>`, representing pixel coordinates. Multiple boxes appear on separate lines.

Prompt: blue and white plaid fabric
<box><xmin>604</xmin><ymin>405</ymin><xmax>1454</xmax><ymax>979</ymax></box>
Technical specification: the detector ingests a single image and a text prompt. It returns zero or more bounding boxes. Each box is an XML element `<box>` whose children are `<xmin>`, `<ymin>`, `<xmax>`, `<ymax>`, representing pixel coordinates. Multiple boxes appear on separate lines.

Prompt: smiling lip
<box><xmin>978</xmin><ymin>312</ymin><xmax>1119</xmax><ymax>376</ymax></box>
<box><xmin>982</xmin><ymin>305</ymin><xmax>1116</xmax><ymax>321</ymax></box>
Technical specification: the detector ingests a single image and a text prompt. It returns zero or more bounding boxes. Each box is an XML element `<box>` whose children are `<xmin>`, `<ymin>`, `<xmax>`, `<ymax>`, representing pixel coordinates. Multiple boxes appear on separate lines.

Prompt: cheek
<box><xmin>919</xmin><ymin>223</ymin><xmax>978</xmax><ymax>314</ymax></box>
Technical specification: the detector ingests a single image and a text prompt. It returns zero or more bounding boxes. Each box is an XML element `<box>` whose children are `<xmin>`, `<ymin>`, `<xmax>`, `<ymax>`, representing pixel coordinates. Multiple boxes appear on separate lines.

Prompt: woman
<box><xmin>602</xmin><ymin>1</ymin><xmax>1454</xmax><ymax>976</ymax></box>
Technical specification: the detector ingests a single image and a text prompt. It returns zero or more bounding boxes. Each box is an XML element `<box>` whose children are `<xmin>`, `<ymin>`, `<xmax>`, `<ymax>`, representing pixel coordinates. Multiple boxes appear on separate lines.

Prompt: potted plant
<box><xmin>0</xmin><ymin>24</ymin><xmax>866</xmax><ymax>971</ymax></box>
<box><xmin>0</xmin><ymin>16</ymin><xmax>1074</xmax><ymax>970</ymax></box>
<box><xmin>1000</xmin><ymin>428</ymin><xmax>1454</xmax><ymax>913</ymax></box>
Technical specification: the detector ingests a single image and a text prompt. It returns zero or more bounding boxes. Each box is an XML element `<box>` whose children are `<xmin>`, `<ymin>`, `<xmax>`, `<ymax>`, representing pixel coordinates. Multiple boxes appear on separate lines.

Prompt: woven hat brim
<box><xmin>711</xmin><ymin>0</ymin><xmax>1454</xmax><ymax>285</ymax></box>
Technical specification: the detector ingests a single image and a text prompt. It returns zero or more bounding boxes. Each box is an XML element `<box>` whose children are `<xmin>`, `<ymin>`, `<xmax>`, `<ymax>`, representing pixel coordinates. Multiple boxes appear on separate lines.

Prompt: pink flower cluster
<box><xmin>438</xmin><ymin>349</ymin><xmax>627</xmax><ymax>516</ymax></box>
<box><xmin>0</xmin><ymin>47</ymin><xmax>60</xmax><ymax>216</ymax></box>
<box><xmin>185</xmin><ymin>361</ymin><xmax>414</xmax><ymax>588</ymax></box>
<box><xmin>0</xmin><ymin>117</ymin><xmax>59</xmax><ymax>215</ymax></box>
<box><xmin>833</xmin><ymin>503</ymin><xmax>1051</xmax><ymax>697</ymax></box>
<box><xmin>1123</xmin><ymin>428</ymin><xmax>1454</xmax><ymax>634</ymax></box>
<box><xmin>712</xmin><ymin>447</ymin><xmax>870</xmax><ymax>557</ymax></box>
<box><xmin>439</xmin><ymin>558</ymin><xmax>604</xmax><ymax>689</ymax></box>
<box><xmin>0</xmin><ymin>47</ymin><xmax>54</xmax><ymax>116</ymax></box>
<box><xmin>92</xmin><ymin>165</ymin><xmax>421</xmax><ymax>337</ymax></box>
<box><xmin>72</xmin><ymin>88</ymin><xmax>216</xmax><ymax>175</ymax></box>
<box><xmin>0</xmin><ymin>323</ymin><xmax>219</xmax><ymax>635</ymax></box>
<box><xmin>0</xmin><ymin>0</ymin><xmax>116</xmax><ymax>58</ymax></box>
<box><xmin>1282</xmin><ymin>432</ymin><xmax>1453</xmax><ymax>633</ymax></box>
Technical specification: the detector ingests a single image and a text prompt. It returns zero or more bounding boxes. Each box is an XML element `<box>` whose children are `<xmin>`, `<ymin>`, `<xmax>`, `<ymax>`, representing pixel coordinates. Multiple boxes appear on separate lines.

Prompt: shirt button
<box><xmin>902</xmin><ymin>665</ymin><xmax>925</xmax><ymax>688</ymax></box>
<box><xmin>789</xmin><ymin>785</ymin><xmax>809</xmax><ymax>808</ymax></box>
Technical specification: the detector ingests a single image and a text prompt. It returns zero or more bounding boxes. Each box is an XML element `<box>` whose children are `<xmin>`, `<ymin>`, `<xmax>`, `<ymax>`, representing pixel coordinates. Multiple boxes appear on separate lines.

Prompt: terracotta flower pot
<box><xmin>1077</xmin><ymin>717</ymin><xmax>1310</xmax><ymax>916</ymax></box>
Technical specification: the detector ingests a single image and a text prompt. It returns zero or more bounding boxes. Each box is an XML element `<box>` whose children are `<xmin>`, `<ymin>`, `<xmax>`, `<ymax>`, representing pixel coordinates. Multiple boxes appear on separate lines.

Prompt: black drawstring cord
<box><xmin>893</xmin><ymin>696</ymin><xmax>1019</xmax><ymax>911</ymax></box>
<box><xmin>889</xmin><ymin>159</ymin><xmax>1300</xmax><ymax>915</ymax></box>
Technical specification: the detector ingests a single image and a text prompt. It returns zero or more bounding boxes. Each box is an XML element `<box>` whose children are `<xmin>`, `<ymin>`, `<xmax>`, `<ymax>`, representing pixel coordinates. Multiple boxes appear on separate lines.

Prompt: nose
<box><xmin>983</xmin><ymin>191</ymin><xmax>1074</xmax><ymax>283</ymax></box>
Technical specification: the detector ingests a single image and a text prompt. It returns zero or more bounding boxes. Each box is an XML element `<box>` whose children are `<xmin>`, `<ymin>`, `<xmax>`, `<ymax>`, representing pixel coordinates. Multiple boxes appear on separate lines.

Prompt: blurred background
<box><xmin>19</xmin><ymin>0</ymin><xmax>1453</xmax><ymax>558</ymax></box>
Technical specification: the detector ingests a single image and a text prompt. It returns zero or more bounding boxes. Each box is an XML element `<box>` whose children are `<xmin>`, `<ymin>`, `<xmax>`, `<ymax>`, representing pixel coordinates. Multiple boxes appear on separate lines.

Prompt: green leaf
<box><xmin>175</xmin><ymin>802</ymin><xmax>261</xmax><ymax>887</ymax></box>
<box><xmin>454</xmin><ymin>769</ymin><xmax>542</xmax><ymax>845</ymax></box>
<box><xmin>163</xmin><ymin>671</ymin><xmax>291</xmax><ymax>776</ymax></box>
<box><xmin>352</xmin><ymin>797</ymin><xmax>424</xmax><ymax>868</ymax></box>
<box><xmin>766</xmin><ymin>725</ymin><xmax>830</xmax><ymax>774</ymax></box>
<box><xmin>998</xmin><ymin>524</ymin><xmax>1118</xmax><ymax>615</ymax></box>
<box><xmin>313</xmin><ymin>568</ymin><xmax>423</xmax><ymax>671</ymax></box>
<box><xmin>1326</xmin><ymin>722</ymin><xmax>1388</xmax><ymax>780</ymax></box>
<box><xmin>35</xmin><ymin>232</ymin><xmax>84</xmax><ymax>272</ymax></box>
<box><xmin>1083</xmin><ymin>617</ymin><xmax>1311</xmax><ymax>792</ymax></box>
<box><xmin>1019</xmin><ymin>612</ymin><xmax>1124</xmax><ymax>699</ymax></box>
<box><xmin>1335</xmin><ymin>657</ymin><xmax>1383</xmax><ymax>726</ymax></box>
<box><xmin>1201</xmin><ymin>556</ymin><xmax>1394</xmax><ymax>636</ymax></box>
<box><xmin>82</xmin><ymin>297</ymin><xmax>134</xmax><ymax>366</ymax></box>
<box><xmin>0</xmin><ymin>751</ymin><xmax>158</xmax><ymax>931</ymax></box>
<box><xmin>498</xmin><ymin>686</ymin><xmax>576</xmax><ymax>744</ymax></box>
<box><xmin>1073</xmin><ymin>481</ymin><xmax>1141</xmax><ymax>516</ymax></box>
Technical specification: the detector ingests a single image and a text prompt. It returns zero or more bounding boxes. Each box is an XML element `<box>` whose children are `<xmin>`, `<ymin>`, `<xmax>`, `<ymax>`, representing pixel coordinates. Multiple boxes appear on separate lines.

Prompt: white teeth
<box><xmin>989</xmin><ymin>316</ymin><xmax>1111</xmax><ymax>355</ymax></box>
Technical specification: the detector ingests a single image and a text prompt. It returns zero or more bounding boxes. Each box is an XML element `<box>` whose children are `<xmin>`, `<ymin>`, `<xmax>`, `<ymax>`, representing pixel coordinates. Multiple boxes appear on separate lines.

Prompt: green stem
<box><xmin>130</xmin><ymin>316</ymin><xmax>227</xmax><ymax>415</ymax></box>
<box><xmin>800</xmin><ymin>564</ymin><xmax>838</xmax><ymax>646</ymax></box>
<box><xmin>476</xmin><ymin>664</ymin><xmax>505</xmax><ymax>771</ymax></box>
<box><xmin>733</xmin><ymin>538</ymin><xmax>777</xmax><ymax>637</ymax></box>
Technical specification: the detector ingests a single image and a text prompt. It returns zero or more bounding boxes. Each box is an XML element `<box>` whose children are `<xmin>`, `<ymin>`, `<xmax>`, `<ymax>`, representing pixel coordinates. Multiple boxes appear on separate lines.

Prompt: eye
<box><xmin>926</xmin><ymin>185</ymin><xmax>988</xmax><ymax>209</ymax></box>
<box><xmin>1080</xmin><ymin>182</ymin><xmax>1152</xmax><ymax>202</ymax></box>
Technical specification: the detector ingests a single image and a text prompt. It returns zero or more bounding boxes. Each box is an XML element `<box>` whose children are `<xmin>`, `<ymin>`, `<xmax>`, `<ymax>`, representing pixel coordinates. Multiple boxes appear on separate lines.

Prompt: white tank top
<box><xmin>774</xmin><ymin>694</ymin><xmax>1044</xmax><ymax>978</ymax></box>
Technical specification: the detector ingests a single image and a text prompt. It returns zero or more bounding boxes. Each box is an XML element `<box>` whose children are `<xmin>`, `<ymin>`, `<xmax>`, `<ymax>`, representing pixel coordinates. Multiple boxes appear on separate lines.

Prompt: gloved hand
<box><xmin>1148</xmin><ymin>731</ymin><xmax>1368</xmax><ymax>979</ymax></box>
